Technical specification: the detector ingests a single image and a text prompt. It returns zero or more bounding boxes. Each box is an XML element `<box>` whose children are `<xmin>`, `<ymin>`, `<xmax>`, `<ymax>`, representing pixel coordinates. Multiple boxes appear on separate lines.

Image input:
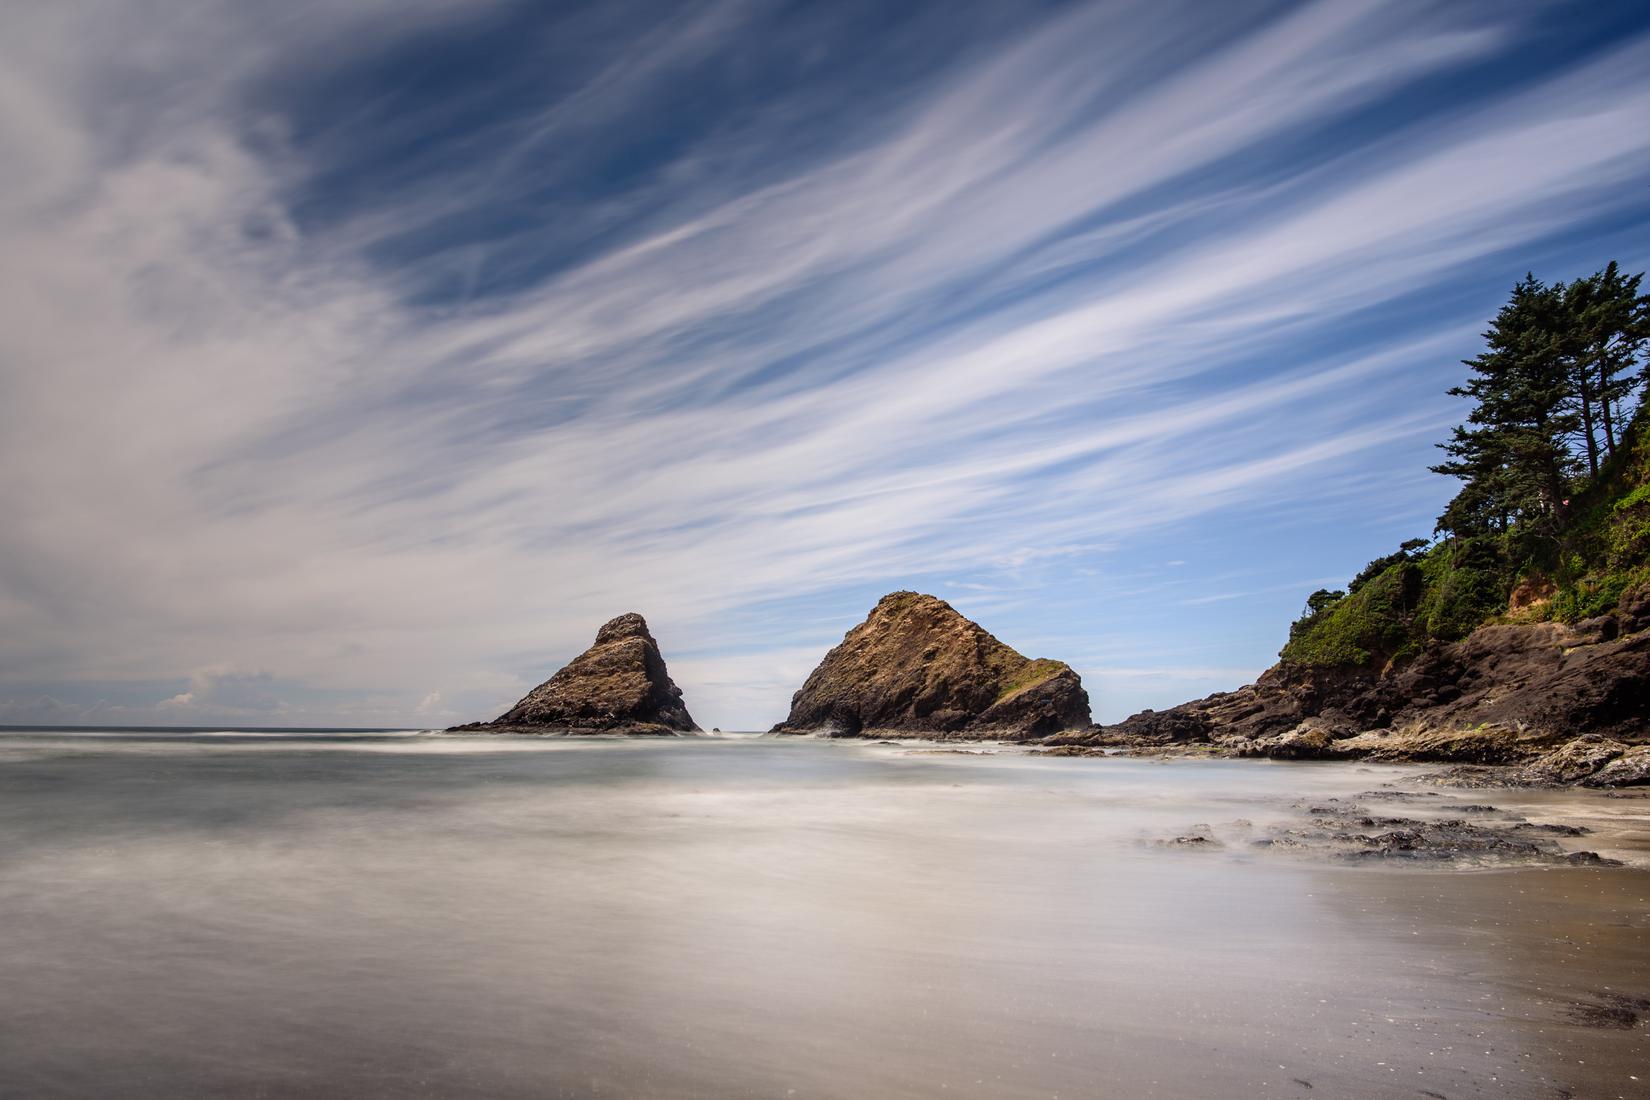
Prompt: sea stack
<box><xmin>770</xmin><ymin>591</ymin><xmax>1091</xmax><ymax>740</ymax></box>
<box><xmin>453</xmin><ymin>613</ymin><xmax>699</xmax><ymax>736</ymax></box>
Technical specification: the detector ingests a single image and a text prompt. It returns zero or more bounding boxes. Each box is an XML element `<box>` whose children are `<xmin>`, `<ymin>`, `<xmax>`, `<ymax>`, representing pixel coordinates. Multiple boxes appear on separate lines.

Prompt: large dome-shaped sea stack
<box><xmin>770</xmin><ymin>592</ymin><xmax>1091</xmax><ymax>740</ymax></box>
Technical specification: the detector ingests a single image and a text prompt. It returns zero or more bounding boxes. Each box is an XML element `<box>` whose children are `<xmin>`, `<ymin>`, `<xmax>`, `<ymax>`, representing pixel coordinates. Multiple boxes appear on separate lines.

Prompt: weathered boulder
<box><xmin>1584</xmin><ymin>746</ymin><xmax>1650</xmax><ymax>787</ymax></box>
<box><xmin>1517</xmin><ymin>735</ymin><xmax>1627</xmax><ymax>785</ymax></box>
<box><xmin>1233</xmin><ymin>721</ymin><xmax>1336</xmax><ymax>760</ymax></box>
<box><xmin>1332</xmin><ymin>722</ymin><xmax>1533</xmax><ymax>765</ymax></box>
<box><xmin>770</xmin><ymin>592</ymin><xmax>1090</xmax><ymax>740</ymax></box>
<box><xmin>452</xmin><ymin>612</ymin><xmax>699</xmax><ymax>736</ymax></box>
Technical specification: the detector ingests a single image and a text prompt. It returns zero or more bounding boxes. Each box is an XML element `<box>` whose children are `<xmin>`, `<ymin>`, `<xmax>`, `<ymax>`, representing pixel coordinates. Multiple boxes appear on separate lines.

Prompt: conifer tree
<box><xmin>1569</xmin><ymin>261</ymin><xmax>1648</xmax><ymax>460</ymax></box>
<box><xmin>1432</xmin><ymin>262</ymin><xmax>1647</xmax><ymax>544</ymax></box>
<box><xmin>1433</xmin><ymin>274</ymin><xmax>1578</xmax><ymax>532</ymax></box>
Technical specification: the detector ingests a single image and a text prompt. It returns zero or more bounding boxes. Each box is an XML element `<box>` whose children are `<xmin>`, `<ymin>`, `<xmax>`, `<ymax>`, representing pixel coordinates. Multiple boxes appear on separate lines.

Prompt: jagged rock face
<box><xmin>457</xmin><ymin>613</ymin><xmax>699</xmax><ymax>736</ymax></box>
<box><xmin>770</xmin><ymin>592</ymin><xmax>1090</xmax><ymax>740</ymax></box>
<box><xmin>1072</xmin><ymin>584</ymin><xmax>1650</xmax><ymax>769</ymax></box>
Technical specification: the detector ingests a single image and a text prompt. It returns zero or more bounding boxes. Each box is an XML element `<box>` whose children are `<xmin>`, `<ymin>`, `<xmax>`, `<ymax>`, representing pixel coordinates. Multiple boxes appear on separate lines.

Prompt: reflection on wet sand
<box><xmin>1314</xmin><ymin>867</ymin><xmax>1650</xmax><ymax>1098</ymax></box>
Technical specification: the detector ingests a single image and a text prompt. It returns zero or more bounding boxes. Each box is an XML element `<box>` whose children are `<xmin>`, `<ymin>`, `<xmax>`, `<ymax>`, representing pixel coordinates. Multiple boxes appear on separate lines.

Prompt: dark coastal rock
<box><xmin>1148</xmin><ymin>794</ymin><xmax>1625</xmax><ymax>866</ymax></box>
<box><xmin>1072</xmin><ymin>586</ymin><xmax>1650</xmax><ymax>774</ymax></box>
<box><xmin>769</xmin><ymin>592</ymin><xmax>1090</xmax><ymax>740</ymax></box>
<box><xmin>1243</xmin><ymin>808</ymin><xmax>1620</xmax><ymax>866</ymax></box>
<box><xmin>1374</xmin><ymin>613</ymin><xmax>1650</xmax><ymax>746</ymax></box>
<box><xmin>451</xmin><ymin>613</ymin><xmax>699</xmax><ymax>736</ymax></box>
<box><xmin>1155</xmin><ymin>826</ymin><xmax>1224</xmax><ymax>850</ymax></box>
<box><xmin>1076</xmin><ymin>662</ymin><xmax>1378</xmax><ymax>754</ymax></box>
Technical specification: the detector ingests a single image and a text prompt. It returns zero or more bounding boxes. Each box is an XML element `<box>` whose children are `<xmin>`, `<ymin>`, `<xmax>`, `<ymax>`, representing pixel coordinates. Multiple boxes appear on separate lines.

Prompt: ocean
<box><xmin>1</xmin><ymin>728</ymin><xmax>1645</xmax><ymax>1098</ymax></box>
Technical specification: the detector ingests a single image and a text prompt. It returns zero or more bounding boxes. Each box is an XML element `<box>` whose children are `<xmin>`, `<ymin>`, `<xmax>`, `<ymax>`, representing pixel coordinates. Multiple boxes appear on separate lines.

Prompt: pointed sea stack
<box><xmin>770</xmin><ymin>592</ymin><xmax>1091</xmax><ymax>740</ymax></box>
<box><xmin>452</xmin><ymin>613</ymin><xmax>699</xmax><ymax>736</ymax></box>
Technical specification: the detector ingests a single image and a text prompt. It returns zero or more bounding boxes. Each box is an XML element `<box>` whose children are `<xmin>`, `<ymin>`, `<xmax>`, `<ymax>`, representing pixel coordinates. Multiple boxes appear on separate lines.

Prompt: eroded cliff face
<box><xmin>1063</xmin><ymin>585</ymin><xmax>1649</xmax><ymax>777</ymax></box>
<box><xmin>453</xmin><ymin>613</ymin><xmax>699</xmax><ymax>736</ymax></box>
<box><xmin>770</xmin><ymin>592</ymin><xmax>1091</xmax><ymax>740</ymax></box>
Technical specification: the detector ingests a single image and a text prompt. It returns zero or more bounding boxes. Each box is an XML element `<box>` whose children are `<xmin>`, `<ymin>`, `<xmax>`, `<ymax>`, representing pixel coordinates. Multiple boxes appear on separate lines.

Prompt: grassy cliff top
<box><xmin>1282</xmin><ymin>410</ymin><xmax>1650</xmax><ymax>670</ymax></box>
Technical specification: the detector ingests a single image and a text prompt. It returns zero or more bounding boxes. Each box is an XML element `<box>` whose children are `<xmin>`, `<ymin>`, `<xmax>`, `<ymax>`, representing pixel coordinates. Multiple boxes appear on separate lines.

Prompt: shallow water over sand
<box><xmin>1</xmin><ymin>730</ymin><xmax>1646</xmax><ymax>1099</ymax></box>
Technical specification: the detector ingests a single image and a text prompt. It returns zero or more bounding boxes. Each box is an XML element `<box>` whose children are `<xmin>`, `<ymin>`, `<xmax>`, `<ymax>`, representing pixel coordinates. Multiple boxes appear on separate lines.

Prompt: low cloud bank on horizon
<box><xmin>3</xmin><ymin>0</ymin><xmax>1649</xmax><ymax>729</ymax></box>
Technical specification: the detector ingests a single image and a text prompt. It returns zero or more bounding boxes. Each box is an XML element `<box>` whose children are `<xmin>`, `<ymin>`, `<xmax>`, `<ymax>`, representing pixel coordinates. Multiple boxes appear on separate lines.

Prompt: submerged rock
<box><xmin>451</xmin><ymin>613</ymin><xmax>699</xmax><ymax>736</ymax></box>
<box><xmin>1238</xmin><ymin>806</ymin><xmax>1622</xmax><ymax>866</ymax></box>
<box><xmin>769</xmin><ymin>592</ymin><xmax>1090</xmax><ymax>740</ymax></box>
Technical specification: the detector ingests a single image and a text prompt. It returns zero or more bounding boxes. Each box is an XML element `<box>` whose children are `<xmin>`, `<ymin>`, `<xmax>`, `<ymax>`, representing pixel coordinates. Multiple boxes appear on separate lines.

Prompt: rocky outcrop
<box><xmin>1233</xmin><ymin>721</ymin><xmax>1335</xmax><ymax>760</ymax></box>
<box><xmin>1586</xmin><ymin>746</ymin><xmax>1650</xmax><ymax>787</ymax></box>
<box><xmin>1517</xmin><ymin>735</ymin><xmax>1627</xmax><ymax>784</ymax></box>
<box><xmin>452</xmin><ymin>613</ymin><xmax>699</xmax><ymax>736</ymax></box>
<box><xmin>769</xmin><ymin>592</ymin><xmax>1090</xmax><ymax>740</ymax></box>
<box><xmin>1068</xmin><ymin>584</ymin><xmax>1650</xmax><ymax>775</ymax></box>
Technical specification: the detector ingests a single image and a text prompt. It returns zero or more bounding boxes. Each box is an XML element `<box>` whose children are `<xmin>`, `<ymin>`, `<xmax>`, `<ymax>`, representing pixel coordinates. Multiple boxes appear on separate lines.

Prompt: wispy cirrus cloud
<box><xmin>3</xmin><ymin>0</ymin><xmax>1649</xmax><ymax>727</ymax></box>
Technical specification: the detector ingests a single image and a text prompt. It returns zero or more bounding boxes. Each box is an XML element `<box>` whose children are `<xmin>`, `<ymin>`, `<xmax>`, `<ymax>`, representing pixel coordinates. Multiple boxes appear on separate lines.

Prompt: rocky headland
<box><xmin>451</xmin><ymin>612</ymin><xmax>699</xmax><ymax>736</ymax></box>
<box><xmin>1048</xmin><ymin>583</ymin><xmax>1649</xmax><ymax>785</ymax></box>
<box><xmin>770</xmin><ymin>591</ymin><xmax>1090</xmax><ymax>740</ymax></box>
<box><xmin>1046</xmin><ymin>387</ymin><xmax>1650</xmax><ymax>786</ymax></box>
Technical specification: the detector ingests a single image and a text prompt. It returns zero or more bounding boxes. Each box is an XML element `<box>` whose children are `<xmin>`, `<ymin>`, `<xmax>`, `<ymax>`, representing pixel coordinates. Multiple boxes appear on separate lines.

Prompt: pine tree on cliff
<box><xmin>1558</xmin><ymin>274</ymin><xmax>1603</xmax><ymax>479</ymax></box>
<box><xmin>1434</xmin><ymin>265</ymin><xmax>1649</xmax><ymax>540</ymax></box>
<box><xmin>1568</xmin><ymin>261</ymin><xmax>1649</xmax><ymax>463</ymax></box>
<box><xmin>1433</xmin><ymin>274</ymin><xmax>1580</xmax><ymax>535</ymax></box>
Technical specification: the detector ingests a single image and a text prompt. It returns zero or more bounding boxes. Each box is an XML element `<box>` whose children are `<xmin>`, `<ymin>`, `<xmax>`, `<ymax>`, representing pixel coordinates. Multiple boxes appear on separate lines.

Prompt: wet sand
<box><xmin>0</xmin><ymin>730</ymin><xmax>1645</xmax><ymax>1098</ymax></box>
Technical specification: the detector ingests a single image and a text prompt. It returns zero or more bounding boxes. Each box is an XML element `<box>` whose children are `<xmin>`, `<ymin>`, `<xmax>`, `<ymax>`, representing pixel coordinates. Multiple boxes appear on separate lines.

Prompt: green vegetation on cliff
<box><xmin>1285</xmin><ymin>262</ymin><xmax>1650</xmax><ymax>669</ymax></box>
<box><xmin>993</xmin><ymin>657</ymin><xmax>1069</xmax><ymax>701</ymax></box>
<box><xmin>1283</xmin><ymin>533</ymin><xmax>1513</xmax><ymax>666</ymax></box>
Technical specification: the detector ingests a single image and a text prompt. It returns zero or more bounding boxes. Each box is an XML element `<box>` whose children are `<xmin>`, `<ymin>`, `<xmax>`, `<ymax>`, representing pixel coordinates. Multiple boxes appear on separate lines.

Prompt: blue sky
<box><xmin>3</xmin><ymin>0</ymin><xmax>1650</xmax><ymax>729</ymax></box>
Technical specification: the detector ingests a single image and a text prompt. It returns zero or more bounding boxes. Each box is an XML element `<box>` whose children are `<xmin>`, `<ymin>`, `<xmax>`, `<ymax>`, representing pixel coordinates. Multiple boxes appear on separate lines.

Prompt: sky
<box><xmin>3</xmin><ymin>0</ymin><xmax>1650</xmax><ymax>730</ymax></box>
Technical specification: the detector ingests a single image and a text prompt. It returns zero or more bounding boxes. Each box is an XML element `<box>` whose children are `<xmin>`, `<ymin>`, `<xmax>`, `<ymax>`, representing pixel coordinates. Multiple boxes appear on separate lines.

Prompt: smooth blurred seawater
<box><xmin>1</xmin><ymin>728</ymin><xmax>1646</xmax><ymax>1099</ymax></box>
